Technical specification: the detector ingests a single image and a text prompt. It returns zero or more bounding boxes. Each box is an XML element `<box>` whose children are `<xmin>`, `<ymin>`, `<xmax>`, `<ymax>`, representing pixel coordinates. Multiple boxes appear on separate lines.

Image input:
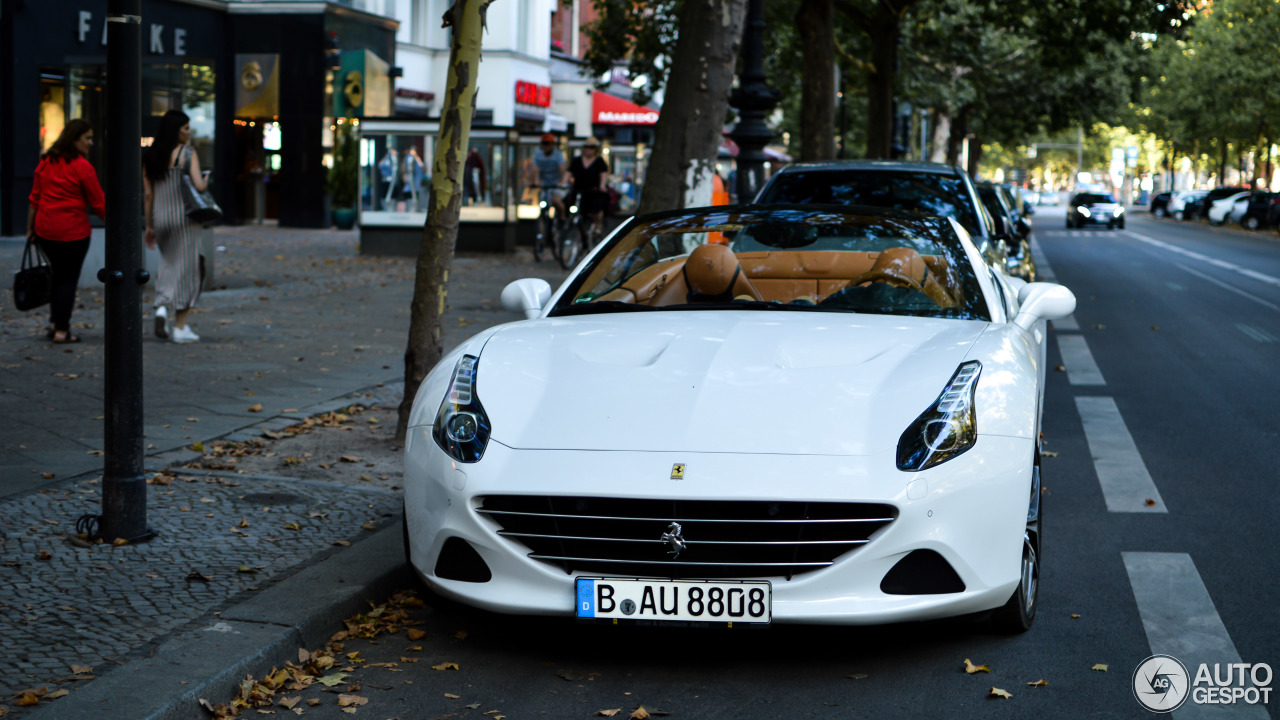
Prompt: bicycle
<box><xmin>530</xmin><ymin>186</ymin><xmax>568</xmax><ymax>263</ymax></box>
<box><xmin>556</xmin><ymin>191</ymin><xmax>606</xmax><ymax>270</ymax></box>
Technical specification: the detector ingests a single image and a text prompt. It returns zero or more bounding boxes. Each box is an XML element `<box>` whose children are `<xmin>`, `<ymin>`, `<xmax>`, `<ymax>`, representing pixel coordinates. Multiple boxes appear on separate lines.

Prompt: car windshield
<box><xmin>977</xmin><ymin>186</ymin><xmax>1007</xmax><ymax>218</ymax></box>
<box><xmin>550</xmin><ymin>207</ymin><xmax>990</xmax><ymax>321</ymax></box>
<box><xmin>1076</xmin><ymin>193</ymin><xmax>1116</xmax><ymax>204</ymax></box>
<box><xmin>756</xmin><ymin>170</ymin><xmax>983</xmax><ymax>237</ymax></box>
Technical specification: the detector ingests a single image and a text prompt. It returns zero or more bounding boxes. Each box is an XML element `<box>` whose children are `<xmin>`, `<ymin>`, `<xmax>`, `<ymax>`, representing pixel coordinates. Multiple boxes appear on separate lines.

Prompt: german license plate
<box><xmin>575</xmin><ymin>577</ymin><xmax>771</xmax><ymax>624</ymax></box>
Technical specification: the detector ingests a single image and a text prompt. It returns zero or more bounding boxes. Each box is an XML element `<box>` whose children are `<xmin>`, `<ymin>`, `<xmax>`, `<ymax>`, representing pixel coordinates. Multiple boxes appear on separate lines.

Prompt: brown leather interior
<box><xmin>683</xmin><ymin>244</ymin><xmax>764</xmax><ymax>302</ymax></box>
<box><xmin>596</xmin><ymin>248</ymin><xmax>961</xmax><ymax>308</ymax></box>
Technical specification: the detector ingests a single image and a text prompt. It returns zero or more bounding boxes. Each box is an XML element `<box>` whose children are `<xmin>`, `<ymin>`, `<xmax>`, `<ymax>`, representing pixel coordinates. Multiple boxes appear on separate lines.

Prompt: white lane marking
<box><xmin>1028</xmin><ymin>236</ymin><xmax>1057</xmax><ymax>281</ymax></box>
<box><xmin>1125</xmin><ymin>230</ymin><xmax>1280</xmax><ymax>287</ymax></box>
<box><xmin>1167</xmin><ymin>282</ymin><xmax>1185</xmax><ymax>291</ymax></box>
<box><xmin>1075</xmin><ymin>397</ymin><xmax>1166</xmax><ymax>512</ymax></box>
<box><xmin>1175</xmin><ymin>263</ymin><xmax>1280</xmax><ymax>313</ymax></box>
<box><xmin>1236</xmin><ymin>323</ymin><xmax>1276</xmax><ymax>343</ymax></box>
<box><xmin>1057</xmin><ymin>335</ymin><xmax>1105</xmax><ymax>385</ymax></box>
<box><xmin>1123</xmin><ymin>552</ymin><xmax>1270</xmax><ymax>719</ymax></box>
<box><xmin>1052</xmin><ymin>314</ymin><xmax>1079</xmax><ymax>331</ymax></box>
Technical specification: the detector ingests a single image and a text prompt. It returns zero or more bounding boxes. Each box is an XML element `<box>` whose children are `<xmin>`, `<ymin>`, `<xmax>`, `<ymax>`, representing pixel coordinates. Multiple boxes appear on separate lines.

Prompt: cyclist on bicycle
<box><xmin>530</xmin><ymin>133</ymin><xmax>566</xmax><ymax>216</ymax></box>
<box><xmin>564</xmin><ymin>136</ymin><xmax>610</xmax><ymax>241</ymax></box>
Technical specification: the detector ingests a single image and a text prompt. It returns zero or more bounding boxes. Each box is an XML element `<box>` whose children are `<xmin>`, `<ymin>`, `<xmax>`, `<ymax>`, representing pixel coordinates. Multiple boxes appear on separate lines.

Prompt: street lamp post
<box><xmin>729</xmin><ymin>0</ymin><xmax>779</xmax><ymax>202</ymax></box>
<box><xmin>96</xmin><ymin>0</ymin><xmax>152</xmax><ymax>543</ymax></box>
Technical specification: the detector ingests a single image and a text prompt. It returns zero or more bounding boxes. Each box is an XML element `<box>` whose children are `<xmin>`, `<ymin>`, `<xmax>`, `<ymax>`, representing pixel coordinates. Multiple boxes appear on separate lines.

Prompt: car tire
<box><xmin>1154</xmin><ymin>207</ymin><xmax>1167</xmax><ymax>218</ymax></box>
<box><xmin>1174</xmin><ymin>210</ymin><xmax>1184</xmax><ymax>221</ymax></box>
<box><xmin>990</xmin><ymin>457</ymin><xmax>1041</xmax><ymax>634</ymax></box>
<box><xmin>1243</xmin><ymin>216</ymin><xmax>1260</xmax><ymax>230</ymax></box>
<box><xmin>1107</xmin><ymin>222</ymin><xmax>1115</xmax><ymax>230</ymax></box>
<box><xmin>1118</xmin><ymin>220</ymin><xmax>1125</xmax><ymax>230</ymax></box>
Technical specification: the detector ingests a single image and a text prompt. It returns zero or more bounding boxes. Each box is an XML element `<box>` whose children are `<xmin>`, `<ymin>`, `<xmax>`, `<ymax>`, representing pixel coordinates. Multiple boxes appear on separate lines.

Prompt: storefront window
<box><xmin>358</xmin><ymin>125</ymin><xmax>515</xmax><ymax>224</ymax></box>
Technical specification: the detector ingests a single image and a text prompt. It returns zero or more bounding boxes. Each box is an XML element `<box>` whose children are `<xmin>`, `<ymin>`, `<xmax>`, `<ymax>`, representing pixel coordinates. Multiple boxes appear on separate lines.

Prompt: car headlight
<box><xmin>432</xmin><ymin>355</ymin><xmax>491</xmax><ymax>463</ymax></box>
<box><xmin>896</xmin><ymin>361</ymin><xmax>981</xmax><ymax>472</ymax></box>
<box><xmin>1114</xmin><ymin>207</ymin><xmax>1124</xmax><ymax>216</ymax></box>
<box><xmin>1078</xmin><ymin>206</ymin><xmax>1091</xmax><ymax>218</ymax></box>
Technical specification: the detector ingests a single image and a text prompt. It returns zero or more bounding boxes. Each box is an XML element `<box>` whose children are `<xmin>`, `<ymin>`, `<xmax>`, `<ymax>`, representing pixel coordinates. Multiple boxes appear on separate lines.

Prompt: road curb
<box><xmin>25</xmin><ymin>520</ymin><xmax>412</xmax><ymax>720</ymax></box>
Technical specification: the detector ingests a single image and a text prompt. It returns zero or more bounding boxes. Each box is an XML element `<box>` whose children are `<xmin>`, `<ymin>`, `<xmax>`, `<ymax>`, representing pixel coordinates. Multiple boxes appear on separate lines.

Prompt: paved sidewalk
<box><xmin>0</xmin><ymin>225</ymin><xmax>569</xmax><ymax>717</ymax></box>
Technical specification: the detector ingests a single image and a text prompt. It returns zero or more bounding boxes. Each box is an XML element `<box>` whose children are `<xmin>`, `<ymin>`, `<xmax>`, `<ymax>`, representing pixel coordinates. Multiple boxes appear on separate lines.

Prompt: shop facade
<box><xmin>0</xmin><ymin>0</ymin><xmax>397</xmax><ymax>236</ymax></box>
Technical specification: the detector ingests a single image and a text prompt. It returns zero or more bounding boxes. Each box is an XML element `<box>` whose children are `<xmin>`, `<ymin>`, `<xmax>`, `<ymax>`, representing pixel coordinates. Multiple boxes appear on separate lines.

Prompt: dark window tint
<box><xmin>760</xmin><ymin>170</ymin><xmax>982</xmax><ymax>237</ymax></box>
<box><xmin>1075</xmin><ymin>194</ymin><xmax>1116</xmax><ymax>204</ymax></box>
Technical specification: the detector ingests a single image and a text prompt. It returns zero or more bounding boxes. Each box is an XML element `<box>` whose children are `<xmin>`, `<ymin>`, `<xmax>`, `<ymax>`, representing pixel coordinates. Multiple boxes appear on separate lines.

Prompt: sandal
<box><xmin>51</xmin><ymin>332</ymin><xmax>82</xmax><ymax>344</ymax></box>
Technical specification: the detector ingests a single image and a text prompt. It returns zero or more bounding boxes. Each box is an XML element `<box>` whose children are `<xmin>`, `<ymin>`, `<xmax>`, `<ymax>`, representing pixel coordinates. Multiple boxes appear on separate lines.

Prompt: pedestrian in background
<box><xmin>26</xmin><ymin>118</ymin><xmax>105</xmax><ymax>344</ymax></box>
<box><xmin>143</xmin><ymin>110</ymin><xmax>206</xmax><ymax>344</ymax></box>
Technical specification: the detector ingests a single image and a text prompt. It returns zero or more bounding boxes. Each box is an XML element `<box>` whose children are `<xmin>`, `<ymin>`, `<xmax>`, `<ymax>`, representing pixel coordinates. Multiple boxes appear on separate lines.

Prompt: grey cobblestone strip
<box><xmin>0</xmin><ymin>471</ymin><xmax>401</xmax><ymax>699</ymax></box>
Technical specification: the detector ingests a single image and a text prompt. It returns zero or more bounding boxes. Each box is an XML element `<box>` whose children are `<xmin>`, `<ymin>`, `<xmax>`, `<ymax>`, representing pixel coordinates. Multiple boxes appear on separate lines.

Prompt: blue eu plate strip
<box><xmin>576</xmin><ymin>578</ymin><xmax>595</xmax><ymax>618</ymax></box>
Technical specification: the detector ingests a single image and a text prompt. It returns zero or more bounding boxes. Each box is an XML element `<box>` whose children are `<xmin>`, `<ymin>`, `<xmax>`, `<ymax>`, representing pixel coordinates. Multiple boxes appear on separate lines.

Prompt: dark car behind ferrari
<box><xmin>1067</xmin><ymin>192</ymin><xmax>1125</xmax><ymax>229</ymax></box>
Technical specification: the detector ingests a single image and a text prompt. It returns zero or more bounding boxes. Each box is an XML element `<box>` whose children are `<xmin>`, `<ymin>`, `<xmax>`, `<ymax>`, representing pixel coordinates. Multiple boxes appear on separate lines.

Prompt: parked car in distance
<box><xmin>1149</xmin><ymin>191</ymin><xmax>1172</xmax><ymax>218</ymax></box>
<box><xmin>1036</xmin><ymin>191</ymin><xmax>1061</xmax><ymax>206</ymax></box>
<box><xmin>752</xmin><ymin>160</ymin><xmax>1008</xmax><ymax>268</ymax></box>
<box><xmin>1067</xmin><ymin>192</ymin><xmax>1125</xmax><ymax>229</ymax></box>
<box><xmin>977</xmin><ymin>182</ymin><xmax>1035</xmax><ymax>281</ymax></box>
<box><xmin>1183</xmin><ymin>187</ymin><xmax>1249</xmax><ymax>222</ymax></box>
<box><xmin>1241</xmin><ymin>192</ymin><xmax>1280</xmax><ymax>230</ymax></box>
<box><xmin>1207</xmin><ymin>191</ymin><xmax>1251</xmax><ymax>226</ymax></box>
<box><xmin>1168</xmin><ymin>190</ymin><xmax>1208</xmax><ymax>221</ymax></box>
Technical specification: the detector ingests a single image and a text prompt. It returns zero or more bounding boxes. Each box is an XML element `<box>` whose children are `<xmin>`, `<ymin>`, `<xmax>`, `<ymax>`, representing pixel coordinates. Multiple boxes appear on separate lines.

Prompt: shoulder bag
<box><xmin>12</xmin><ymin>238</ymin><xmax>53</xmax><ymax>311</ymax></box>
<box><xmin>179</xmin><ymin>146</ymin><xmax>223</xmax><ymax>226</ymax></box>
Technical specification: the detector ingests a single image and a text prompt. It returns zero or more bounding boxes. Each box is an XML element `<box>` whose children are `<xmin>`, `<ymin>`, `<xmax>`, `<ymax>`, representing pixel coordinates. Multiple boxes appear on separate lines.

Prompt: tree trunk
<box><xmin>863</xmin><ymin>6</ymin><xmax>899</xmax><ymax>159</ymax></box>
<box><xmin>946</xmin><ymin>105</ymin><xmax>969</xmax><ymax>166</ymax></box>
<box><xmin>795</xmin><ymin>0</ymin><xmax>835</xmax><ymax>162</ymax></box>
<box><xmin>966</xmin><ymin>133</ymin><xmax>982</xmax><ymax>178</ymax></box>
<box><xmin>396</xmin><ymin>0</ymin><xmax>492</xmax><ymax>441</ymax></box>
<box><xmin>637</xmin><ymin>0</ymin><xmax>748</xmax><ymax>214</ymax></box>
<box><xmin>929</xmin><ymin>109</ymin><xmax>950</xmax><ymax>163</ymax></box>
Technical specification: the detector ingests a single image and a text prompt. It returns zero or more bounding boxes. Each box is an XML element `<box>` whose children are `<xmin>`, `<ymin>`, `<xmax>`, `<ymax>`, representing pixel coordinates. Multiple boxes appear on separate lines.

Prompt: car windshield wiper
<box><xmin>549</xmin><ymin>301</ymin><xmax>658</xmax><ymax>317</ymax></box>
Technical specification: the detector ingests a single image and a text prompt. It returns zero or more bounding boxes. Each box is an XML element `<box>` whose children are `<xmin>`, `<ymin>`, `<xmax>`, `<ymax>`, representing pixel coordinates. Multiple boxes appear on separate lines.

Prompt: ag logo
<box><xmin>343</xmin><ymin>70</ymin><xmax>364</xmax><ymax>111</ymax></box>
<box><xmin>240</xmin><ymin>61</ymin><xmax>262</xmax><ymax>92</ymax></box>
<box><xmin>1133</xmin><ymin>654</ymin><xmax>1190</xmax><ymax>713</ymax></box>
<box><xmin>670</xmin><ymin>463</ymin><xmax>685</xmax><ymax>480</ymax></box>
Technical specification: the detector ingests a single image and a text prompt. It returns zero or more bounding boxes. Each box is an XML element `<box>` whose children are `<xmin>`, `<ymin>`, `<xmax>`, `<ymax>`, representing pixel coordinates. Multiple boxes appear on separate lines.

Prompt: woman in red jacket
<box><xmin>26</xmin><ymin>118</ymin><xmax>106</xmax><ymax>343</ymax></box>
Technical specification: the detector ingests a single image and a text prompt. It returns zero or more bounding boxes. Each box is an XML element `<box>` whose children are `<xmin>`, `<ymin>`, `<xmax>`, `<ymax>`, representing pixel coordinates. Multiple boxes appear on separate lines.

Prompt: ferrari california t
<box><xmin>402</xmin><ymin>205</ymin><xmax>1075</xmax><ymax>633</ymax></box>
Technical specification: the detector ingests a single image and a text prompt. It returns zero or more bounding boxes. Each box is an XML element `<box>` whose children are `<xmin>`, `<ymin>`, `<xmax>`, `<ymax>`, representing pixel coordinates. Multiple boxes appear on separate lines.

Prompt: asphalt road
<box><xmin>223</xmin><ymin>208</ymin><xmax>1280</xmax><ymax>719</ymax></box>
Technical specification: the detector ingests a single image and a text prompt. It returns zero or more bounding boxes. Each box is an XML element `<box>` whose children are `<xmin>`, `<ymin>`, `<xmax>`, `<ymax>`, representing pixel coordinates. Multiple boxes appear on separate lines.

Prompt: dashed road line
<box><xmin>1175</xmin><ymin>263</ymin><xmax>1280</xmax><ymax>313</ymax></box>
<box><xmin>1057</xmin><ymin>335</ymin><xmax>1105</xmax><ymax>385</ymax></box>
<box><xmin>1029</xmin><ymin>236</ymin><xmax>1057</xmax><ymax>282</ymax></box>
<box><xmin>1052</xmin><ymin>314</ymin><xmax>1079</xmax><ymax>331</ymax></box>
<box><xmin>1236</xmin><ymin>323</ymin><xmax>1276</xmax><ymax>343</ymax></box>
<box><xmin>1123</xmin><ymin>552</ymin><xmax>1269</xmax><ymax>719</ymax></box>
<box><xmin>1075</xmin><ymin>396</ymin><xmax>1166</xmax><ymax>512</ymax></box>
<box><xmin>1124</xmin><ymin>230</ymin><xmax>1280</xmax><ymax>287</ymax></box>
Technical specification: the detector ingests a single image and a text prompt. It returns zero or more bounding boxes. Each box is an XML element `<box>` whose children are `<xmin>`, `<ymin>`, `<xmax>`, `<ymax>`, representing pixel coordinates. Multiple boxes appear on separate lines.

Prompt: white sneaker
<box><xmin>154</xmin><ymin>306</ymin><xmax>169</xmax><ymax>339</ymax></box>
<box><xmin>171</xmin><ymin>325</ymin><xmax>200</xmax><ymax>344</ymax></box>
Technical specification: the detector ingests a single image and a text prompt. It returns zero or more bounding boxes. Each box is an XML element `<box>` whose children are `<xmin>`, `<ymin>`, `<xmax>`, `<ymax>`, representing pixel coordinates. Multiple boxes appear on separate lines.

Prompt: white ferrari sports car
<box><xmin>403</xmin><ymin>205</ymin><xmax>1075</xmax><ymax>632</ymax></box>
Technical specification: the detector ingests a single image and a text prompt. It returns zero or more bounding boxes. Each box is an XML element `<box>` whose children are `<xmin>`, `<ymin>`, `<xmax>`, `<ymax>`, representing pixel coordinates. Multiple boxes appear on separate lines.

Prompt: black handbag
<box><xmin>12</xmin><ymin>238</ymin><xmax>53</xmax><ymax>311</ymax></box>
<box><xmin>179</xmin><ymin>146</ymin><xmax>223</xmax><ymax>226</ymax></box>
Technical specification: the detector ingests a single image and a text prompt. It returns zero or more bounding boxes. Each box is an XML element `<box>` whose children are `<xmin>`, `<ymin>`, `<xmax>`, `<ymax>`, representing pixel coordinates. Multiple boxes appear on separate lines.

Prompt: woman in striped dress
<box><xmin>143</xmin><ymin>110</ymin><xmax>206</xmax><ymax>344</ymax></box>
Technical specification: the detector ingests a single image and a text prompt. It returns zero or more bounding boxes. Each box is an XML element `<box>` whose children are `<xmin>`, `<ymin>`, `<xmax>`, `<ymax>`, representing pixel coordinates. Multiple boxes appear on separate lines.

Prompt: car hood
<box><xmin>477</xmin><ymin>311</ymin><xmax>988</xmax><ymax>455</ymax></box>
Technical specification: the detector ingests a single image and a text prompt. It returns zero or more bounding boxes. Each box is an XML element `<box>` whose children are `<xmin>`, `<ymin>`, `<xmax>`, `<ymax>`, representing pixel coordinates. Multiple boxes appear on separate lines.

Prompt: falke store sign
<box><xmin>77</xmin><ymin>10</ymin><xmax>188</xmax><ymax>55</ymax></box>
<box><xmin>515</xmin><ymin>81</ymin><xmax>551</xmax><ymax>108</ymax></box>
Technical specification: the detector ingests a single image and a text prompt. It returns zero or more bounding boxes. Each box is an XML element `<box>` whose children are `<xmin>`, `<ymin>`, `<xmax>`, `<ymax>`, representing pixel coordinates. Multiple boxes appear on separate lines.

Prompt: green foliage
<box><xmin>578</xmin><ymin>0</ymin><xmax>682</xmax><ymax>106</ymax></box>
<box><xmin>328</xmin><ymin>122</ymin><xmax>359</xmax><ymax>209</ymax></box>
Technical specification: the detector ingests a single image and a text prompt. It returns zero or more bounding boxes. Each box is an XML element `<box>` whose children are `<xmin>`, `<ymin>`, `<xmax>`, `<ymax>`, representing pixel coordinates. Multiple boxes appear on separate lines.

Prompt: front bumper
<box><xmin>403</xmin><ymin>432</ymin><xmax>1034</xmax><ymax>625</ymax></box>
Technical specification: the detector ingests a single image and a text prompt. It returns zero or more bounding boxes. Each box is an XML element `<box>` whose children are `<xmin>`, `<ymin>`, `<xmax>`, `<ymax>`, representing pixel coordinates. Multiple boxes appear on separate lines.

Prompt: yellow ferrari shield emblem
<box><xmin>670</xmin><ymin>463</ymin><xmax>685</xmax><ymax>480</ymax></box>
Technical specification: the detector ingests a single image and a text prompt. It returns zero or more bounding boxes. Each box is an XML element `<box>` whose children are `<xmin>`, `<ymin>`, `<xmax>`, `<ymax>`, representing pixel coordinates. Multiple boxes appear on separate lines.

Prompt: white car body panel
<box><xmin>1169</xmin><ymin>190</ymin><xmax>1208</xmax><ymax>214</ymax></box>
<box><xmin>1208</xmin><ymin>192</ymin><xmax>1250</xmax><ymax>224</ymax></box>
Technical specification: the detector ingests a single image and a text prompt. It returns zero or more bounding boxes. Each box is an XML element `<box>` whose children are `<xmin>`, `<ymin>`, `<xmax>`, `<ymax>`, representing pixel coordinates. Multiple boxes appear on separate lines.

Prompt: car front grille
<box><xmin>476</xmin><ymin>495</ymin><xmax>897</xmax><ymax>580</ymax></box>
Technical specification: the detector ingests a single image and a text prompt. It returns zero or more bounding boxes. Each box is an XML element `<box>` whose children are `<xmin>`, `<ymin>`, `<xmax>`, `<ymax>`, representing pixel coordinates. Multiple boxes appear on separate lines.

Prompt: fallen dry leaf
<box><xmin>989</xmin><ymin>687</ymin><xmax>1013</xmax><ymax>699</ymax></box>
<box><xmin>46</xmin><ymin>689</ymin><xmax>69</xmax><ymax>700</ymax></box>
<box><xmin>465</xmin><ymin>703</ymin><xmax>481</xmax><ymax>710</ymax></box>
<box><xmin>444</xmin><ymin>693</ymin><xmax>460</xmax><ymax>699</ymax></box>
<box><xmin>316</xmin><ymin>673</ymin><xmax>349</xmax><ymax>687</ymax></box>
<box><xmin>1071</xmin><ymin>614</ymin><xmax>1081</xmax><ymax>619</ymax></box>
<box><xmin>406</xmin><ymin>629</ymin><xmax>426</xmax><ymax>641</ymax></box>
<box><xmin>432</xmin><ymin>662</ymin><xmax>460</xmax><ymax>671</ymax></box>
<box><xmin>14</xmin><ymin>693</ymin><xmax>40</xmax><ymax>707</ymax></box>
<box><xmin>36</xmin><ymin>550</ymin><xmax>52</xmax><ymax>562</ymax></box>
<box><xmin>332</xmin><ymin>540</ymin><xmax>351</xmax><ymax>547</ymax></box>
<box><xmin>630</xmin><ymin>708</ymin><xmax>651</xmax><ymax>720</ymax></box>
<box><xmin>306</xmin><ymin>698</ymin><xmax>320</xmax><ymax>706</ymax></box>
<box><xmin>278</xmin><ymin>696</ymin><xmax>301</xmax><ymax>709</ymax></box>
<box><xmin>284</xmin><ymin>522</ymin><xmax>302</xmax><ymax>531</ymax></box>
<box><xmin>454</xmin><ymin>630</ymin><xmax>468</xmax><ymax>640</ymax></box>
<box><xmin>846</xmin><ymin>673</ymin><xmax>868</xmax><ymax>680</ymax></box>
<box><xmin>1027</xmin><ymin>679</ymin><xmax>1049</xmax><ymax>687</ymax></box>
<box><xmin>964</xmin><ymin>658</ymin><xmax>991</xmax><ymax>674</ymax></box>
<box><xmin>1041</xmin><ymin>450</ymin><xmax>1059</xmax><ymax>458</ymax></box>
<box><xmin>249</xmin><ymin>404</ymin><xmax>264</xmax><ymax>412</ymax></box>
<box><xmin>1144</xmin><ymin>498</ymin><xmax>1157</xmax><ymax>507</ymax></box>
<box><xmin>340</xmin><ymin>455</ymin><xmax>361</xmax><ymax>463</ymax></box>
<box><xmin>1054</xmin><ymin>364</ymin><xmax>1066</xmax><ymax>372</ymax></box>
<box><xmin>336</xmin><ymin>695</ymin><xmax>367</xmax><ymax>707</ymax></box>
<box><xmin>70</xmin><ymin>665</ymin><xmax>92</xmax><ymax>675</ymax></box>
<box><xmin>596</xmin><ymin>710</ymin><xmax>622</xmax><ymax>717</ymax></box>
<box><xmin>1092</xmin><ymin>663</ymin><xmax>1108</xmax><ymax>672</ymax></box>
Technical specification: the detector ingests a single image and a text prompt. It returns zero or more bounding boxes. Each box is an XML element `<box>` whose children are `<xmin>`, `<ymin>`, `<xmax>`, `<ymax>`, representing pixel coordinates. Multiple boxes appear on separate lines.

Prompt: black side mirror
<box><xmin>1023</xmin><ymin>204</ymin><xmax>1036</xmax><ymax>217</ymax></box>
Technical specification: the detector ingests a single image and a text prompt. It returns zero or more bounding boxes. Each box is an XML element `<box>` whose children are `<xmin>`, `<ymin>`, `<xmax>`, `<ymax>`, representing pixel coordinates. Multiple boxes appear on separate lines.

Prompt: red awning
<box><xmin>592</xmin><ymin>93</ymin><xmax>660</xmax><ymax>125</ymax></box>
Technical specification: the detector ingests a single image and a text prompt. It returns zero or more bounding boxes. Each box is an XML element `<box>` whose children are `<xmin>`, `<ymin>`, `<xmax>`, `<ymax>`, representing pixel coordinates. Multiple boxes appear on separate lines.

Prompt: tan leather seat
<box><xmin>682</xmin><ymin>244</ymin><xmax>763</xmax><ymax>302</ymax></box>
<box><xmin>847</xmin><ymin>247</ymin><xmax>956</xmax><ymax>308</ymax></box>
